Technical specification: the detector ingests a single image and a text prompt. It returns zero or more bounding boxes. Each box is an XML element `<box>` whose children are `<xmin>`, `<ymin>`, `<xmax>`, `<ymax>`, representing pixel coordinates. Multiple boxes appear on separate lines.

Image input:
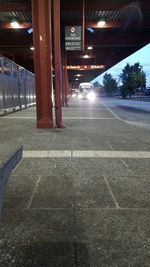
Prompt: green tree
<box><xmin>103</xmin><ymin>73</ymin><xmax>117</xmax><ymax>96</ymax></box>
<box><xmin>93</xmin><ymin>81</ymin><xmax>104</xmax><ymax>95</ymax></box>
<box><xmin>120</xmin><ymin>63</ymin><xmax>146</xmax><ymax>98</ymax></box>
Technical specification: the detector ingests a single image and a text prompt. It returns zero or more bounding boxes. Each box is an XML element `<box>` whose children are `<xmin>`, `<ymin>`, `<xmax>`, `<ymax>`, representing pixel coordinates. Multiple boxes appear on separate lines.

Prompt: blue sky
<box><xmin>91</xmin><ymin>43</ymin><xmax>150</xmax><ymax>87</ymax></box>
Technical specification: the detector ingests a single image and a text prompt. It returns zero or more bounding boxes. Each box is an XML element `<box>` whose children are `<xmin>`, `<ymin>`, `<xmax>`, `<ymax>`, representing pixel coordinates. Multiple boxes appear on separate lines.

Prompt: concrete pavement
<box><xmin>0</xmin><ymin>98</ymin><xmax>150</xmax><ymax>266</ymax></box>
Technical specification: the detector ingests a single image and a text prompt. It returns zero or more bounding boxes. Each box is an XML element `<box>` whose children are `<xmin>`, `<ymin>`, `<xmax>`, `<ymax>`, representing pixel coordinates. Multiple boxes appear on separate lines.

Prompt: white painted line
<box><xmin>23</xmin><ymin>150</ymin><xmax>71</xmax><ymax>158</ymax></box>
<box><xmin>138</xmin><ymin>151</ymin><xmax>150</xmax><ymax>158</ymax></box>
<box><xmin>47</xmin><ymin>150</ymin><xmax>72</xmax><ymax>157</ymax></box>
<box><xmin>26</xmin><ymin>175</ymin><xmax>41</xmax><ymax>210</ymax></box>
<box><xmin>0</xmin><ymin>116</ymin><xmax>36</xmax><ymax>119</ymax></box>
<box><xmin>63</xmin><ymin>117</ymin><xmax>117</xmax><ymax>120</ymax></box>
<box><xmin>124</xmin><ymin>120</ymin><xmax>150</xmax><ymax>129</ymax></box>
<box><xmin>23</xmin><ymin>150</ymin><xmax>150</xmax><ymax>158</ymax></box>
<box><xmin>103</xmin><ymin>175</ymin><xmax>120</xmax><ymax>209</ymax></box>
<box><xmin>73</xmin><ymin>151</ymin><xmax>95</xmax><ymax>157</ymax></box>
<box><xmin>0</xmin><ymin>116</ymin><xmax>117</xmax><ymax>120</ymax></box>
<box><xmin>23</xmin><ymin>151</ymin><xmax>49</xmax><ymax>157</ymax></box>
<box><xmin>73</xmin><ymin>151</ymin><xmax>144</xmax><ymax>158</ymax></box>
<box><xmin>63</xmin><ymin>107</ymin><xmax>106</xmax><ymax>110</ymax></box>
<box><xmin>101</xmin><ymin>102</ymin><xmax>122</xmax><ymax>120</ymax></box>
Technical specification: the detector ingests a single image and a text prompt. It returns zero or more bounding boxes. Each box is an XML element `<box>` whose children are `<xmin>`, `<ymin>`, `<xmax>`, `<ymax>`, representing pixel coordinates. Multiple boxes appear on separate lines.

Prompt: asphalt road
<box><xmin>101</xmin><ymin>97</ymin><xmax>150</xmax><ymax>128</ymax></box>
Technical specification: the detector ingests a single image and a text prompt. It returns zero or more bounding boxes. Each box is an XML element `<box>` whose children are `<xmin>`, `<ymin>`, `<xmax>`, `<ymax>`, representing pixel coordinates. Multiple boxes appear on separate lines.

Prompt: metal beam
<box><xmin>61</xmin><ymin>0</ymin><xmax>150</xmax><ymax>11</ymax></box>
<box><xmin>0</xmin><ymin>3</ymin><xmax>31</xmax><ymax>12</ymax></box>
<box><xmin>1</xmin><ymin>0</ymin><xmax>148</xmax><ymax>13</ymax></box>
<box><xmin>86</xmin><ymin>32</ymin><xmax>150</xmax><ymax>47</ymax></box>
<box><xmin>63</xmin><ymin>20</ymin><xmax>150</xmax><ymax>29</ymax></box>
<box><xmin>0</xmin><ymin>30</ymin><xmax>32</xmax><ymax>46</ymax></box>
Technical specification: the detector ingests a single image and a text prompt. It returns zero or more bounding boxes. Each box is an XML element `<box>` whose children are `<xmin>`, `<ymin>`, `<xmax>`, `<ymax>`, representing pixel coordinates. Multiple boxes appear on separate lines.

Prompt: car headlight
<box><xmin>78</xmin><ymin>94</ymin><xmax>83</xmax><ymax>99</ymax></box>
<box><xmin>87</xmin><ymin>92</ymin><xmax>95</xmax><ymax>101</ymax></box>
<box><xmin>72</xmin><ymin>93</ymin><xmax>76</xmax><ymax>98</ymax></box>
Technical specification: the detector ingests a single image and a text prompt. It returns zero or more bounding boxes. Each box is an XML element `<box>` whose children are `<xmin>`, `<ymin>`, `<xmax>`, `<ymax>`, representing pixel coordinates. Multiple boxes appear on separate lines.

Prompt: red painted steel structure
<box><xmin>82</xmin><ymin>0</ymin><xmax>85</xmax><ymax>51</ymax></box>
<box><xmin>53</xmin><ymin>0</ymin><xmax>64</xmax><ymax>128</ymax></box>
<box><xmin>61</xmin><ymin>50</ymin><xmax>67</xmax><ymax>107</ymax></box>
<box><xmin>64</xmin><ymin>55</ymin><xmax>69</xmax><ymax>107</ymax></box>
<box><xmin>32</xmin><ymin>0</ymin><xmax>53</xmax><ymax>128</ymax></box>
<box><xmin>65</xmin><ymin>68</ymin><xmax>69</xmax><ymax>107</ymax></box>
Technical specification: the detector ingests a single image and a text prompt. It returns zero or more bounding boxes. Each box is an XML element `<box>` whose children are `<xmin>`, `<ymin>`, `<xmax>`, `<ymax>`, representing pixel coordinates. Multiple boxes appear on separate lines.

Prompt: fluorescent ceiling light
<box><xmin>10</xmin><ymin>21</ymin><xmax>20</xmax><ymax>28</ymax></box>
<box><xmin>83</xmin><ymin>55</ymin><xmax>90</xmax><ymax>59</ymax></box>
<box><xmin>87</xmin><ymin>46</ymin><xmax>93</xmax><ymax>50</ymax></box>
<box><xmin>97</xmin><ymin>20</ymin><xmax>106</xmax><ymax>27</ymax></box>
<box><xmin>30</xmin><ymin>47</ymin><xmax>35</xmax><ymax>51</ymax></box>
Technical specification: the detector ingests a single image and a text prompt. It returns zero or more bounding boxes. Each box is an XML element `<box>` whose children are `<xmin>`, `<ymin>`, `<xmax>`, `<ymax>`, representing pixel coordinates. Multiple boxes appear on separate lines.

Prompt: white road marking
<box><xmin>0</xmin><ymin>116</ymin><xmax>117</xmax><ymax>120</ymax></box>
<box><xmin>73</xmin><ymin>151</ymin><xmax>144</xmax><ymax>158</ymax></box>
<box><xmin>0</xmin><ymin>116</ymin><xmax>36</xmax><ymax>119</ymax></box>
<box><xmin>101</xmin><ymin>102</ymin><xmax>122</xmax><ymax>120</ymax></box>
<box><xmin>26</xmin><ymin>175</ymin><xmax>42</xmax><ymax>210</ymax></box>
<box><xmin>103</xmin><ymin>174</ymin><xmax>120</xmax><ymax>209</ymax></box>
<box><xmin>63</xmin><ymin>107</ymin><xmax>106</xmax><ymax>110</ymax></box>
<box><xmin>23</xmin><ymin>150</ymin><xmax>150</xmax><ymax>158</ymax></box>
<box><xmin>23</xmin><ymin>150</ymin><xmax>71</xmax><ymax>158</ymax></box>
<box><xmin>63</xmin><ymin>117</ymin><xmax>116</xmax><ymax>120</ymax></box>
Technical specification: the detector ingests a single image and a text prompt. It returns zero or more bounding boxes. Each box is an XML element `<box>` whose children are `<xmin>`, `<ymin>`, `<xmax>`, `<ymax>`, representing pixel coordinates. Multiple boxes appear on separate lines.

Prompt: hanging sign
<box><xmin>65</xmin><ymin>26</ymin><xmax>82</xmax><ymax>51</ymax></box>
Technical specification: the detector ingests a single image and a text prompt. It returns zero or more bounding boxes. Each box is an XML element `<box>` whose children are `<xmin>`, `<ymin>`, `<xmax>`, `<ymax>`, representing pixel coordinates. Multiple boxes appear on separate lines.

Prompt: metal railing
<box><xmin>0</xmin><ymin>56</ymin><xmax>36</xmax><ymax>115</ymax></box>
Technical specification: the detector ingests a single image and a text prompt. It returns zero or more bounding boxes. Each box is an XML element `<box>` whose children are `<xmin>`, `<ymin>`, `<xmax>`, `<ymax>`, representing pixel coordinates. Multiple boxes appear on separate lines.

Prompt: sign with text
<box><xmin>65</xmin><ymin>26</ymin><xmax>82</xmax><ymax>51</ymax></box>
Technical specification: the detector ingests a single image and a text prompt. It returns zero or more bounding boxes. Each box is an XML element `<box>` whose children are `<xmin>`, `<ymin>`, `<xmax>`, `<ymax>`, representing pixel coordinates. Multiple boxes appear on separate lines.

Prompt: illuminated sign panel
<box><xmin>65</xmin><ymin>26</ymin><xmax>82</xmax><ymax>51</ymax></box>
<box><xmin>65</xmin><ymin>65</ymin><xmax>105</xmax><ymax>70</ymax></box>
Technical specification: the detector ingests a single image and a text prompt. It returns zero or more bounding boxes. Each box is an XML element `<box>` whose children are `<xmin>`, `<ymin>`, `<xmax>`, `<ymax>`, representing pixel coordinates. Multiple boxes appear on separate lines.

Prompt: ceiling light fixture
<box><xmin>87</xmin><ymin>46</ymin><xmax>93</xmax><ymax>50</ymax></box>
<box><xmin>10</xmin><ymin>21</ymin><xmax>20</xmax><ymax>28</ymax></box>
<box><xmin>76</xmin><ymin>74</ymin><xmax>82</xmax><ymax>77</ymax></box>
<box><xmin>30</xmin><ymin>47</ymin><xmax>35</xmax><ymax>51</ymax></box>
<box><xmin>83</xmin><ymin>55</ymin><xmax>90</xmax><ymax>59</ymax></box>
<box><xmin>97</xmin><ymin>20</ymin><xmax>106</xmax><ymax>27</ymax></box>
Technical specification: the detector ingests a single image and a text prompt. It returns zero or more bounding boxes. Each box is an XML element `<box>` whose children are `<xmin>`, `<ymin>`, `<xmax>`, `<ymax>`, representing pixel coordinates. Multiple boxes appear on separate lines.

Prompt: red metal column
<box><xmin>64</xmin><ymin>55</ymin><xmax>69</xmax><ymax>106</ymax></box>
<box><xmin>53</xmin><ymin>0</ymin><xmax>64</xmax><ymax>127</ymax></box>
<box><xmin>32</xmin><ymin>0</ymin><xmax>53</xmax><ymax>128</ymax></box>
<box><xmin>62</xmin><ymin>65</ymin><xmax>65</xmax><ymax>107</ymax></box>
<box><xmin>65</xmin><ymin>68</ymin><xmax>69</xmax><ymax>107</ymax></box>
<box><xmin>61</xmin><ymin>49</ymin><xmax>66</xmax><ymax>107</ymax></box>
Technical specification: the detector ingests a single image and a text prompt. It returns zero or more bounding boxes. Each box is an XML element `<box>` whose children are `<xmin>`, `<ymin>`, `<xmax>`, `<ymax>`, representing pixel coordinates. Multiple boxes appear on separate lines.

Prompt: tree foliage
<box><xmin>120</xmin><ymin>62</ymin><xmax>146</xmax><ymax>98</ymax></box>
<box><xmin>102</xmin><ymin>73</ymin><xmax>117</xmax><ymax>96</ymax></box>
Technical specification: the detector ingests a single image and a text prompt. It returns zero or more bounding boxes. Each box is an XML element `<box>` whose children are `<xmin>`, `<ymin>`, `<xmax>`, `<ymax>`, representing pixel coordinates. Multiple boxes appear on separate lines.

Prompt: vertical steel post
<box><xmin>32</xmin><ymin>0</ymin><xmax>53</xmax><ymax>128</ymax></box>
<box><xmin>62</xmin><ymin>65</ymin><xmax>65</xmax><ymax>107</ymax></box>
<box><xmin>53</xmin><ymin>0</ymin><xmax>64</xmax><ymax>127</ymax></box>
<box><xmin>64</xmin><ymin>55</ymin><xmax>69</xmax><ymax>107</ymax></box>
<box><xmin>61</xmin><ymin>49</ymin><xmax>66</xmax><ymax>107</ymax></box>
<box><xmin>1</xmin><ymin>57</ymin><xmax>6</xmax><ymax>111</ymax></box>
<box><xmin>82</xmin><ymin>0</ymin><xmax>85</xmax><ymax>51</ymax></box>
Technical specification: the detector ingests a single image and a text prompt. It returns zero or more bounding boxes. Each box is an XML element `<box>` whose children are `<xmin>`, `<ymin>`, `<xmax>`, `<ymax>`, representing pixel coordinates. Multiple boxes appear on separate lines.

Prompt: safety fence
<box><xmin>0</xmin><ymin>56</ymin><xmax>36</xmax><ymax>115</ymax></box>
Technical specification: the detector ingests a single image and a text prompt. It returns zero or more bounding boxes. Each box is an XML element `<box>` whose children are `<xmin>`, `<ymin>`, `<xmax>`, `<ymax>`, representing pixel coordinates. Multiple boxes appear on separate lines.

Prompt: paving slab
<box><xmin>0</xmin><ymin>209</ymin><xmax>75</xmax><ymax>267</ymax></box>
<box><xmin>0</xmin><ymin>100</ymin><xmax>150</xmax><ymax>266</ymax></box>
<box><xmin>75</xmin><ymin>209</ymin><xmax>150</xmax><ymax>266</ymax></box>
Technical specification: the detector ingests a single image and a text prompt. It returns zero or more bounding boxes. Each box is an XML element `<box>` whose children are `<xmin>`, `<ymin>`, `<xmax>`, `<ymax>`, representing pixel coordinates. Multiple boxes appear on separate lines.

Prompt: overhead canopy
<box><xmin>0</xmin><ymin>0</ymin><xmax>149</xmax><ymax>85</ymax></box>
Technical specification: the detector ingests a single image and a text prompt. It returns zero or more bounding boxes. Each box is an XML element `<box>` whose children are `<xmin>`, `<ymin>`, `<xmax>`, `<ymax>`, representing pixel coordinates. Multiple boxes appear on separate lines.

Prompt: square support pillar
<box><xmin>32</xmin><ymin>0</ymin><xmax>53</xmax><ymax>128</ymax></box>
